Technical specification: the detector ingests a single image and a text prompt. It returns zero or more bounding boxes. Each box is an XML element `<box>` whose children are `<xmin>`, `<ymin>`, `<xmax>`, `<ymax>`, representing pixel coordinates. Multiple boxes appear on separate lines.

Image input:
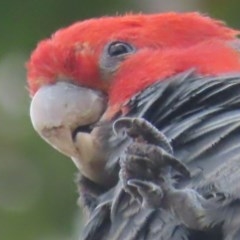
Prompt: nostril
<box><xmin>72</xmin><ymin>125</ymin><xmax>93</xmax><ymax>140</ymax></box>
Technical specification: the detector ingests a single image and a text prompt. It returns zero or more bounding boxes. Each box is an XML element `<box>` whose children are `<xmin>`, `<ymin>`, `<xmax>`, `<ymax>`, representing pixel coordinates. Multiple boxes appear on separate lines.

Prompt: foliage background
<box><xmin>0</xmin><ymin>0</ymin><xmax>239</xmax><ymax>239</ymax></box>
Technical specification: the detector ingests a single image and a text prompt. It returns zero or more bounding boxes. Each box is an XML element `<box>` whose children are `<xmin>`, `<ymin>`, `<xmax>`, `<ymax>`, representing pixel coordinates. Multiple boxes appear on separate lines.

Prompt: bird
<box><xmin>27</xmin><ymin>12</ymin><xmax>240</xmax><ymax>239</ymax></box>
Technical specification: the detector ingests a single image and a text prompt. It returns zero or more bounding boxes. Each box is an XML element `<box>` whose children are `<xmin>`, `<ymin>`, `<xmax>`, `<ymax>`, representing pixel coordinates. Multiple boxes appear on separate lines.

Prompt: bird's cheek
<box><xmin>30</xmin><ymin>81</ymin><xmax>108</xmax><ymax>179</ymax></box>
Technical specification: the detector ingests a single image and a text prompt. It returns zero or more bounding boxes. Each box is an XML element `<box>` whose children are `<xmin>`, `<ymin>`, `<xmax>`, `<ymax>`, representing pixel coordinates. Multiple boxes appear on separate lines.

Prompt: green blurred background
<box><xmin>0</xmin><ymin>0</ymin><xmax>239</xmax><ymax>239</ymax></box>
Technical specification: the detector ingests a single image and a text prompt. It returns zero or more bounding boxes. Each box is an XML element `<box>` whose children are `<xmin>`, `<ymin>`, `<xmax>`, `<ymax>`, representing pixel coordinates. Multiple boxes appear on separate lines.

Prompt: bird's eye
<box><xmin>107</xmin><ymin>41</ymin><xmax>134</xmax><ymax>57</ymax></box>
<box><xmin>100</xmin><ymin>41</ymin><xmax>135</xmax><ymax>75</ymax></box>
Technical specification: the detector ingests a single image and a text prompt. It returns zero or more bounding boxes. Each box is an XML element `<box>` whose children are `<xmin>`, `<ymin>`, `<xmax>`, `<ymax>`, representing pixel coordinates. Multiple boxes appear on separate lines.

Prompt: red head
<box><xmin>27</xmin><ymin>12</ymin><xmax>240</xmax><ymax>117</ymax></box>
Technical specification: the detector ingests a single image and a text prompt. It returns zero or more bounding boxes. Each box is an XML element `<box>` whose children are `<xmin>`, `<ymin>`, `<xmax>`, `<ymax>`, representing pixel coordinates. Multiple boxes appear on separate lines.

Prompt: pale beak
<box><xmin>30</xmin><ymin>81</ymin><xmax>111</xmax><ymax>184</ymax></box>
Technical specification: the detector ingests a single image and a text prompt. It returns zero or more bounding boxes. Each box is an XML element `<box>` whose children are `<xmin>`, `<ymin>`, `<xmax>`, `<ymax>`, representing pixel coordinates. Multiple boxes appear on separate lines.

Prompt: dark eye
<box><xmin>107</xmin><ymin>41</ymin><xmax>134</xmax><ymax>57</ymax></box>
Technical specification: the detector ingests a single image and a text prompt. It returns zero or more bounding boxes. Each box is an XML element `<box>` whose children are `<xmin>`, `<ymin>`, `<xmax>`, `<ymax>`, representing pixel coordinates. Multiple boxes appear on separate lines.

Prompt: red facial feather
<box><xmin>27</xmin><ymin>12</ymin><xmax>240</xmax><ymax>114</ymax></box>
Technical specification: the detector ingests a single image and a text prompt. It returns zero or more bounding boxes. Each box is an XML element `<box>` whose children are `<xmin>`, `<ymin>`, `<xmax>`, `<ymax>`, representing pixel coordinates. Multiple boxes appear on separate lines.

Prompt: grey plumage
<box><xmin>80</xmin><ymin>70</ymin><xmax>240</xmax><ymax>240</ymax></box>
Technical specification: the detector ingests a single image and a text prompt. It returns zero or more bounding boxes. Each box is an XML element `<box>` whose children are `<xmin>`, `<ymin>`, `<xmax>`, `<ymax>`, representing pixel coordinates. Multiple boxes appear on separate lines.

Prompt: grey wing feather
<box><xmin>82</xmin><ymin>71</ymin><xmax>240</xmax><ymax>240</ymax></box>
<box><xmin>131</xmin><ymin>71</ymin><xmax>240</xmax><ymax>189</ymax></box>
